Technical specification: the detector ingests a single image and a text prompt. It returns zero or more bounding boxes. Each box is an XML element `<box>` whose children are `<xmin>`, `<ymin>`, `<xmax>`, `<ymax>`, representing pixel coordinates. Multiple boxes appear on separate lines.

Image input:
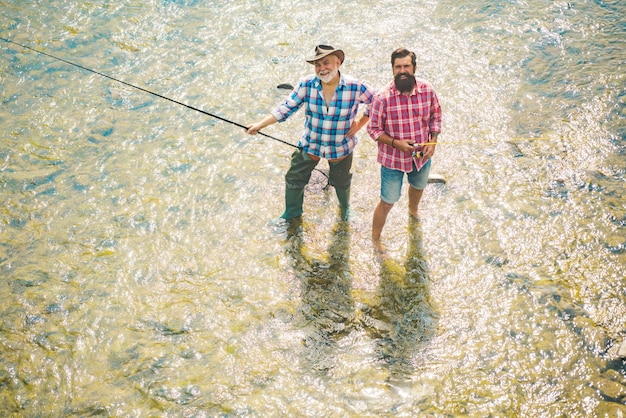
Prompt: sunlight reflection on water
<box><xmin>0</xmin><ymin>0</ymin><xmax>625</xmax><ymax>416</ymax></box>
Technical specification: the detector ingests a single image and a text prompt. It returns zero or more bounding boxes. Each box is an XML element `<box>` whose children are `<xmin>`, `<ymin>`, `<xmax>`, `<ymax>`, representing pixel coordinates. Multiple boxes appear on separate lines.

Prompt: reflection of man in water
<box><xmin>367</xmin><ymin>47</ymin><xmax>442</xmax><ymax>254</ymax></box>
<box><xmin>284</xmin><ymin>219</ymin><xmax>355</xmax><ymax>373</ymax></box>
<box><xmin>362</xmin><ymin>219</ymin><xmax>437</xmax><ymax>379</ymax></box>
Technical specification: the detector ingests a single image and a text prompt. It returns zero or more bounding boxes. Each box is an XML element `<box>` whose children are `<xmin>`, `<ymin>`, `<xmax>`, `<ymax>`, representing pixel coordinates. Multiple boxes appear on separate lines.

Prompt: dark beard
<box><xmin>394</xmin><ymin>73</ymin><xmax>416</xmax><ymax>93</ymax></box>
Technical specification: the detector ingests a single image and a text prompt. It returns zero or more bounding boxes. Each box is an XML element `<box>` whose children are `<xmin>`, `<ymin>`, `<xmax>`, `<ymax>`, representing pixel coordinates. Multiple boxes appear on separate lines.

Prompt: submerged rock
<box><xmin>595</xmin><ymin>375</ymin><xmax>626</xmax><ymax>401</ymax></box>
<box><xmin>619</xmin><ymin>339</ymin><xmax>626</xmax><ymax>359</ymax></box>
<box><xmin>573</xmin><ymin>316</ymin><xmax>610</xmax><ymax>355</ymax></box>
<box><xmin>606</xmin><ymin>336</ymin><xmax>626</xmax><ymax>361</ymax></box>
<box><xmin>596</xmin><ymin>401</ymin><xmax>626</xmax><ymax>417</ymax></box>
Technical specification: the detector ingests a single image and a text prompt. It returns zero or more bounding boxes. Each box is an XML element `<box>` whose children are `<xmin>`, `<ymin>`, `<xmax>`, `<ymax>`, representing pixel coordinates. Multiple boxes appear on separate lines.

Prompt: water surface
<box><xmin>1</xmin><ymin>0</ymin><xmax>625</xmax><ymax>416</ymax></box>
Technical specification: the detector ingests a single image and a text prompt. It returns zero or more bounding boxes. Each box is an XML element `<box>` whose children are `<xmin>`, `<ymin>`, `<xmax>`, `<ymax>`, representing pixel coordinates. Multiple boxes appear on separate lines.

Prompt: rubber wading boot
<box><xmin>335</xmin><ymin>187</ymin><xmax>350</xmax><ymax>221</ymax></box>
<box><xmin>281</xmin><ymin>187</ymin><xmax>304</xmax><ymax>220</ymax></box>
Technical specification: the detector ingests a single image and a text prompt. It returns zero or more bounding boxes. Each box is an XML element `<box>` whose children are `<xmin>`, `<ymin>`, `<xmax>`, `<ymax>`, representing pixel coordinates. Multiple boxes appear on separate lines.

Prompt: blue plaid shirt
<box><xmin>271</xmin><ymin>73</ymin><xmax>375</xmax><ymax>159</ymax></box>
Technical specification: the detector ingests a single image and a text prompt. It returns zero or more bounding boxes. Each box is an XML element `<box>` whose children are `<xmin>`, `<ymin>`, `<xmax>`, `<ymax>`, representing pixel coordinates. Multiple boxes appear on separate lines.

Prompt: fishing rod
<box><xmin>410</xmin><ymin>135</ymin><xmax>552</xmax><ymax>158</ymax></box>
<box><xmin>416</xmin><ymin>137</ymin><xmax>551</xmax><ymax>146</ymax></box>
<box><xmin>0</xmin><ymin>37</ymin><xmax>299</xmax><ymax>150</ymax></box>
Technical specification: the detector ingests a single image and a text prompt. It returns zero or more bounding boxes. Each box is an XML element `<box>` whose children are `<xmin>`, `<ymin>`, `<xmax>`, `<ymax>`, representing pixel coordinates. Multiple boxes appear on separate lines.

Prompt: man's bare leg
<box><xmin>408</xmin><ymin>186</ymin><xmax>424</xmax><ymax>219</ymax></box>
<box><xmin>372</xmin><ymin>200</ymin><xmax>394</xmax><ymax>253</ymax></box>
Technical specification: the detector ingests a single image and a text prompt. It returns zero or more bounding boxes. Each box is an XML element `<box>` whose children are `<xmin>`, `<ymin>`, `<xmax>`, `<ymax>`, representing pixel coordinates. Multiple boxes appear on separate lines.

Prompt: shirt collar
<box><xmin>314</xmin><ymin>71</ymin><xmax>345</xmax><ymax>89</ymax></box>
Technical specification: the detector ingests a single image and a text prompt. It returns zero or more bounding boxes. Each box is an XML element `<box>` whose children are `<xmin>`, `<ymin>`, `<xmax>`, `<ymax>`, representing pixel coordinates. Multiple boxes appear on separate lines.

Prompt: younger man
<box><xmin>367</xmin><ymin>48</ymin><xmax>442</xmax><ymax>253</ymax></box>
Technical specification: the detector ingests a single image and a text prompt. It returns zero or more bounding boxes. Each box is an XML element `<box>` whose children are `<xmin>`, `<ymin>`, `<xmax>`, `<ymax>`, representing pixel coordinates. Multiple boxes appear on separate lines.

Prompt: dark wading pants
<box><xmin>281</xmin><ymin>149</ymin><xmax>353</xmax><ymax>220</ymax></box>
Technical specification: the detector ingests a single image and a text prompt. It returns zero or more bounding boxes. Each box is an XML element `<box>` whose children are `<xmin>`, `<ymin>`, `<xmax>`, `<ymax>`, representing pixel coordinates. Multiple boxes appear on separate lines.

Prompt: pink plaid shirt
<box><xmin>367</xmin><ymin>77</ymin><xmax>442</xmax><ymax>172</ymax></box>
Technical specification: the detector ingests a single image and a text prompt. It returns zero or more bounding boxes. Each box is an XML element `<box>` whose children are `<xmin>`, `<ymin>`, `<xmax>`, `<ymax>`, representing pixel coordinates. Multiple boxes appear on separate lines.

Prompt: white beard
<box><xmin>318</xmin><ymin>67</ymin><xmax>339</xmax><ymax>84</ymax></box>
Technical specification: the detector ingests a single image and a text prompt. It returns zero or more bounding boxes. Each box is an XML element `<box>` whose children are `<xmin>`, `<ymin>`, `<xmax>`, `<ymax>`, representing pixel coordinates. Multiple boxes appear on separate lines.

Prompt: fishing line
<box><xmin>1</xmin><ymin>38</ymin><xmax>334</xmax><ymax>188</ymax></box>
<box><xmin>418</xmin><ymin>137</ymin><xmax>553</xmax><ymax>146</ymax></box>
<box><xmin>409</xmin><ymin>136</ymin><xmax>553</xmax><ymax>158</ymax></box>
<box><xmin>9</xmin><ymin>37</ymin><xmax>545</xmax><ymax>187</ymax></box>
<box><xmin>3</xmin><ymin>38</ymin><xmax>549</xmax><ymax>152</ymax></box>
<box><xmin>0</xmin><ymin>37</ymin><xmax>299</xmax><ymax>150</ymax></box>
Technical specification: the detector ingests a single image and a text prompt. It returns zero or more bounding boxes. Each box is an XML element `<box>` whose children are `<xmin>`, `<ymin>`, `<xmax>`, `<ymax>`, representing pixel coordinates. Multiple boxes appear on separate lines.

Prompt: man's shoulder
<box><xmin>373</xmin><ymin>82</ymin><xmax>396</xmax><ymax>99</ymax></box>
<box><xmin>339</xmin><ymin>73</ymin><xmax>372</xmax><ymax>89</ymax></box>
<box><xmin>339</xmin><ymin>73</ymin><xmax>360</xmax><ymax>84</ymax></box>
<box><xmin>297</xmin><ymin>75</ymin><xmax>320</xmax><ymax>88</ymax></box>
<box><xmin>415</xmin><ymin>77</ymin><xmax>437</xmax><ymax>92</ymax></box>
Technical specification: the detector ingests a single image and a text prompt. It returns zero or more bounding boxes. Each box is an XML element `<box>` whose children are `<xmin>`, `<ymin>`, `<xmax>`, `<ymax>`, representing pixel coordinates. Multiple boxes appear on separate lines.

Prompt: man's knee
<box><xmin>330</xmin><ymin>172</ymin><xmax>352</xmax><ymax>189</ymax></box>
<box><xmin>378</xmin><ymin>199</ymin><xmax>394</xmax><ymax>213</ymax></box>
<box><xmin>285</xmin><ymin>150</ymin><xmax>317</xmax><ymax>188</ymax></box>
<box><xmin>328</xmin><ymin>153</ymin><xmax>353</xmax><ymax>189</ymax></box>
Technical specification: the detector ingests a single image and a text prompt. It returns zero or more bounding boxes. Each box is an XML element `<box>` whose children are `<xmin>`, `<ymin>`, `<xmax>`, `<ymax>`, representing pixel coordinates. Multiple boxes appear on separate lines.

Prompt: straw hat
<box><xmin>306</xmin><ymin>44</ymin><xmax>345</xmax><ymax>64</ymax></box>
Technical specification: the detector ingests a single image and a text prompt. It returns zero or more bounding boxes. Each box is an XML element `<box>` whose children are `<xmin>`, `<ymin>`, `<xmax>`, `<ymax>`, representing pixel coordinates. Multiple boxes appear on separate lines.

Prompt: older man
<box><xmin>247</xmin><ymin>45</ymin><xmax>375</xmax><ymax>221</ymax></box>
<box><xmin>367</xmin><ymin>47</ymin><xmax>442</xmax><ymax>253</ymax></box>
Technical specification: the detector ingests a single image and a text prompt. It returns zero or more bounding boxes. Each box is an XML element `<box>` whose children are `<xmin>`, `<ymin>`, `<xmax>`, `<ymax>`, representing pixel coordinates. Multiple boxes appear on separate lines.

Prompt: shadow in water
<box><xmin>284</xmin><ymin>219</ymin><xmax>355</xmax><ymax>374</ymax></box>
<box><xmin>362</xmin><ymin>218</ymin><xmax>438</xmax><ymax>380</ymax></box>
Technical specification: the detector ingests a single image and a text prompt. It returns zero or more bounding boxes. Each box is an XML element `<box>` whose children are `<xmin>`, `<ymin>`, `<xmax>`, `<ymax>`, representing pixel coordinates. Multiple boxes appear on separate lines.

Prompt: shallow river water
<box><xmin>1</xmin><ymin>0</ymin><xmax>625</xmax><ymax>416</ymax></box>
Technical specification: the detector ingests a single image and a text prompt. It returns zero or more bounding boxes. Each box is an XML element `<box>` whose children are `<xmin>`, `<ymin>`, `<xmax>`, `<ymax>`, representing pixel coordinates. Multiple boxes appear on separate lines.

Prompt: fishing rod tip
<box><xmin>427</xmin><ymin>174</ymin><xmax>446</xmax><ymax>184</ymax></box>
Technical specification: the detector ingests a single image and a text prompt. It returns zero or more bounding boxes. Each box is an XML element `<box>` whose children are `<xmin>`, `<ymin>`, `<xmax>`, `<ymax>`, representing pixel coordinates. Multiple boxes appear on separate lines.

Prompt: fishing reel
<box><xmin>411</xmin><ymin>144</ymin><xmax>425</xmax><ymax>158</ymax></box>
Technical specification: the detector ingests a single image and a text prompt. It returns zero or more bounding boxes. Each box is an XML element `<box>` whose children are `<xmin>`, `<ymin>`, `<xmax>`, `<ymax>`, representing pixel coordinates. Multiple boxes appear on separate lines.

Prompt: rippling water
<box><xmin>1</xmin><ymin>0</ymin><xmax>625</xmax><ymax>416</ymax></box>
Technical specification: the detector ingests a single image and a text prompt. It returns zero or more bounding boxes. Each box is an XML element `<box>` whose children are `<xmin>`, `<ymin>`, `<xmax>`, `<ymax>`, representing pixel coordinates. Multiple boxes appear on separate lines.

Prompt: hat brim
<box><xmin>306</xmin><ymin>49</ymin><xmax>344</xmax><ymax>64</ymax></box>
